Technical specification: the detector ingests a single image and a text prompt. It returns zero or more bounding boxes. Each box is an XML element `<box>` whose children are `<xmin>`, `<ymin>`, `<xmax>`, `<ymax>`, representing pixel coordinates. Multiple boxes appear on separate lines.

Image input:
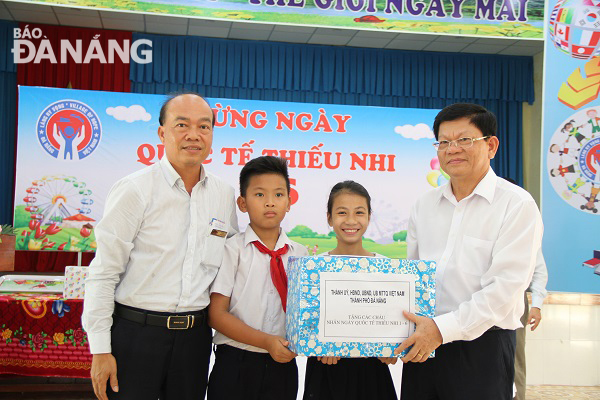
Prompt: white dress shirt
<box><xmin>529</xmin><ymin>249</ymin><xmax>548</xmax><ymax>309</ymax></box>
<box><xmin>83</xmin><ymin>156</ymin><xmax>238</xmax><ymax>354</ymax></box>
<box><xmin>211</xmin><ymin>226</ymin><xmax>308</xmax><ymax>353</ymax></box>
<box><xmin>407</xmin><ymin>168</ymin><xmax>543</xmax><ymax>344</ymax></box>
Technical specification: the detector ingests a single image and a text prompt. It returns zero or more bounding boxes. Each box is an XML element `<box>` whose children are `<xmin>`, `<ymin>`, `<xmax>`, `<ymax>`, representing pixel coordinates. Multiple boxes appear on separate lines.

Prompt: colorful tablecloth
<box><xmin>0</xmin><ymin>293</ymin><xmax>91</xmax><ymax>378</ymax></box>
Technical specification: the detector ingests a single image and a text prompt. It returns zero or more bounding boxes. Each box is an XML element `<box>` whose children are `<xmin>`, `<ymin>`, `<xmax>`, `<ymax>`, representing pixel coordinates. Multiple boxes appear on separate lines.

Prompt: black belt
<box><xmin>215</xmin><ymin>344</ymin><xmax>271</xmax><ymax>361</ymax></box>
<box><xmin>114</xmin><ymin>303</ymin><xmax>207</xmax><ymax>330</ymax></box>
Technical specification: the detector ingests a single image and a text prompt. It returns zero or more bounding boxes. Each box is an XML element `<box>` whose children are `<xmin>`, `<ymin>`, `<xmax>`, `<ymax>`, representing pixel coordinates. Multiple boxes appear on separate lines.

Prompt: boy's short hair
<box><xmin>239</xmin><ymin>156</ymin><xmax>290</xmax><ymax>197</ymax></box>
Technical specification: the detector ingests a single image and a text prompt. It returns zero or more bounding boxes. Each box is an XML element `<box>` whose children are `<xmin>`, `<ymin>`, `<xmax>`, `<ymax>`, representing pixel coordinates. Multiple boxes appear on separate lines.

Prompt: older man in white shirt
<box><xmin>396</xmin><ymin>103</ymin><xmax>543</xmax><ymax>400</ymax></box>
<box><xmin>83</xmin><ymin>93</ymin><xmax>238</xmax><ymax>400</ymax></box>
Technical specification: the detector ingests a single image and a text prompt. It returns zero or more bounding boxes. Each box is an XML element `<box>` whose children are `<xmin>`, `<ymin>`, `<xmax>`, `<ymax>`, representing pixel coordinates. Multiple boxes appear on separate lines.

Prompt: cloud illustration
<box><xmin>394</xmin><ymin>123</ymin><xmax>434</xmax><ymax>140</ymax></box>
<box><xmin>106</xmin><ymin>105</ymin><xmax>151</xmax><ymax>123</ymax></box>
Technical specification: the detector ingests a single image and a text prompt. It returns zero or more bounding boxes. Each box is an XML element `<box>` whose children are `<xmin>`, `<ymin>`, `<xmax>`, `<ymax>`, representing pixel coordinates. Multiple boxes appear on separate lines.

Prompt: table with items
<box><xmin>0</xmin><ymin>274</ymin><xmax>91</xmax><ymax>378</ymax></box>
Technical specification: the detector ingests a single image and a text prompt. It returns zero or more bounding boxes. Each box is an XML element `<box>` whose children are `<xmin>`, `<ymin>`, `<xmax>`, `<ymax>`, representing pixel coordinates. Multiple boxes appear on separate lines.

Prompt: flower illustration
<box><xmin>115</xmin><ymin>0</ymin><xmax>137</xmax><ymax>6</ymax></box>
<box><xmin>42</xmin><ymin>241</ymin><xmax>56</xmax><ymax>250</ymax></box>
<box><xmin>1</xmin><ymin>328</ymin><xmax>12</xmax><ymax>340</ymax></box>
<box><xmin>53</xmin><ymin>332</ymin><xmax>65</xmax><ymax>345</ymax></box>
<box><xmin>380</xmin><ymin>347</ymin><xmax>393</xmax><ymax>357</ymax></box>
<box><xmin>51</xmin><ymin>300</ymin><xmax>71</xmax><ymax>318</ymax></box>
<box><xmin>427</xmin><ymin>25</ymin><xmax>454</xmax><ymax>33</ymax></box>
<box><xmin>29</xmin><ymin>219</ymin><xmax>40</xmax><ymax>231</ymax></box>
<box><xmin>212</xmin><ymin>11</ymin><xmax>254</xmax><ymax>20</ymax></box>
<box><xmin>80</xmin><ymin>227</ymin><xmax>92</xmax><ymax>238</ymax></box>
<box><xmin>34</xmin><ymin>226</ymin><xmax>46</xmax><ymax>240</ymax></box>
<box><xmin>28</xmin><ymin>239</ymin><xmax>42</xmax><ymax>250</ymax></box>
<box><xmin>58</xmin><ymin>242</ymin><xmax>67</xmax><ymax>251</ymax></box>
<box><xmin>32</xmin><ymin>332</ymin><xmax>45</xmax><ymax>349</ymax></box>
<box><xmin>358</xmin><ymin>258</ymin><xmax>369</xmax><ymax>269</ymax></box>
<box><xmin>73</xmin><ymin>328</ymin><xmax>85</xmax><ymax>343</ymax></box>
<box><xmin>147</xmin><ymin>8</ymin><xmax>169</xmax><ymax>13</ymax></box>
<box><xmin>45</xmin><ymin>223</ymin><xmax>61</xmax><ymax>235</ymax></box>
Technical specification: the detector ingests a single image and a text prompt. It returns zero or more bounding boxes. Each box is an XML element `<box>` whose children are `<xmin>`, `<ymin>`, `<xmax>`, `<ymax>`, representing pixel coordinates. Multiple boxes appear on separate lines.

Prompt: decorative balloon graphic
<box><xmin>426</xmin><ymin>156</ymin><xmax>449</xmax><ymax>188</ymax></box>
<box><xmin>550</xmin><ymin>0</ymin><xmax>600</xmax><ymax>109</ymax></box>
<box><xmin>549</xmin><ymin>0</ymin><xmax>600</xmax><ymax>60</ymax></box>
<box><xmin>547</xmin><ymin>106</ymin><xmax>600</xmax><ymax>214</ymax></box>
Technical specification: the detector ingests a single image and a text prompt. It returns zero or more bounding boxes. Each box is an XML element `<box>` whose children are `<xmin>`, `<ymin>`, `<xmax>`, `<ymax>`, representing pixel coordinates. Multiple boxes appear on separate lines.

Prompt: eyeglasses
<box><xmin>433</xmin><ymin>136</ymin><xmax>491</xmax><ymax>151</ymax></box>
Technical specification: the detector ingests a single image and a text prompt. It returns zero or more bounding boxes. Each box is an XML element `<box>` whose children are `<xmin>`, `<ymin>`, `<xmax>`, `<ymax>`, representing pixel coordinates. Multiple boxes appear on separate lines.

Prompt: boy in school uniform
<box><xmin>207</xmin><ymin>156</ymin><xmax>309</xmax><ymax>400</ymax></box>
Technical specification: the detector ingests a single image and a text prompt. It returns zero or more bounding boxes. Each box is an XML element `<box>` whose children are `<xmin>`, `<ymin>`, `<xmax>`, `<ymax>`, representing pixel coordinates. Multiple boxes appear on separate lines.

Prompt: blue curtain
<box><xmin>0</xmin><ymin>20</ymin><xmax>17</xmax><ymax>225</ymax></box>
<box><xmin>130</xmin><ymin>33</ymin><xmax>534</xmax><ymax>185</ymax></box>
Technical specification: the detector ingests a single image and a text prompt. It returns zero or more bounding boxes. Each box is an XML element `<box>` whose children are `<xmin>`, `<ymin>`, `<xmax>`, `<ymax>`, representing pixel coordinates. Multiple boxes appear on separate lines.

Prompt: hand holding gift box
<box><xmin>286</xmin><ymin>255</ymin><xmax>436</xmax><ymax>358</ymax></box>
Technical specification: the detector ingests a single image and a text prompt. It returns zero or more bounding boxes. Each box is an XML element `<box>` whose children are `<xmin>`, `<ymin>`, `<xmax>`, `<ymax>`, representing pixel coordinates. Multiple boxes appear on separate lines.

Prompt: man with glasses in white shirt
<box><xmin>83</xmin><ymin>93</ymin><xmax>238</xmax><ymax>400</ymax></box>
<box><xmin>395</xmin><ymin>103</ymin><xmax>543</xmax><ymax>400</ymax></box>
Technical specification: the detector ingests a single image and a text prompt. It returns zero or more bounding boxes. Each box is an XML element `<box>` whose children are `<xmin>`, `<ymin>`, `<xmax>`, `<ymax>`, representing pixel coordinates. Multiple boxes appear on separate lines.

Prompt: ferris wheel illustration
<box><xmin>22</xmin><ymin>175</ymin><xmax>93</xmax><ymax>226</ymax></box>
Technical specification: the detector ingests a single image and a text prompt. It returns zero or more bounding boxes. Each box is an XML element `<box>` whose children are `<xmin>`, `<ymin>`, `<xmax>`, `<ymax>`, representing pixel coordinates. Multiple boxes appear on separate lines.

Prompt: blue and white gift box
<box><xmin>63</xmin><ymin>266</ymin><xmax>89</xmax><ymax>299</ymax></box>
<box><xmin>286</xmin><ymin>256</ymin><xmax>436</xmax><ymax>358</ymax></box>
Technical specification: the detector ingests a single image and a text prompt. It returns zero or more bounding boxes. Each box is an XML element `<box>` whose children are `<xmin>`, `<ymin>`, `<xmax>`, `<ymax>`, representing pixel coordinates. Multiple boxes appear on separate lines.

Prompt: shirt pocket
<box><xmin>459</xmin><ymin>235</ymin><xmax>494</xmax><ymax>277</ymax></box>
<box><xmin>204</xmin><ymin>232</ymin><xmax>227</xmax><ymax>268</ymax></box>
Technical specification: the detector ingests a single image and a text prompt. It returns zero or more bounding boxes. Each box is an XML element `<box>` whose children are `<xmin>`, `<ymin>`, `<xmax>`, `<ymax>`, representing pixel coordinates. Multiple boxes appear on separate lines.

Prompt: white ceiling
<box><xmin>0</xmin><ymin>0</ymin><xmax>544</xmax><ymax>56</ymax></box>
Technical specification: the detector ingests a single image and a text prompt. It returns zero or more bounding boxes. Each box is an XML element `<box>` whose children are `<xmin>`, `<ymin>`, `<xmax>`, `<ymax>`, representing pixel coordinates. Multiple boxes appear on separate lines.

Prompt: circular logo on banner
<box><xmin>36</xmin><ymin>100</ymin><xmax>102</xmax><ymax>161</ymax></box>
<box><xmin>580</xmin><ymin>137</ymin><xmax>600</xmax><ymax>184</ymax></box>
<box><xmin>547</xmin><ymin>107</ymin><xmax>600</xmax><ymax>214</ymax></box>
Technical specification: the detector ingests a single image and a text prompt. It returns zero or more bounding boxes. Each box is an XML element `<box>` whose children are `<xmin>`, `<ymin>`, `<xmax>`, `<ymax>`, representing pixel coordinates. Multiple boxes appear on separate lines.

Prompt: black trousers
<box><xmin>303</xmin><ymin>357</ymin><xmax>398</xmax><ymax>400</ymax></box>
<box><xmin>401</xmin><ymin>329</ymin><xmax>516</xmax><ymax>400</ymax></box>
<box><xmin>208</xmin><ymin>344</ymin><xmax>298</xmax><ymax>400</ymax></box>
<box><xmin>107</xmin><ymin>308</ymin><xmax>212</xmax><ymax>400</ymax></box>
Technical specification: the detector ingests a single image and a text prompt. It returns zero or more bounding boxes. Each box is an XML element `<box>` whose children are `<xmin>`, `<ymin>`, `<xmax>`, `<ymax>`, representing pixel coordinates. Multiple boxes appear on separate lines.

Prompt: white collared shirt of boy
<box><xmin>407</xmin><ymin>168</ymin><xmax>543</xmax><ymax>344</ymax></box>
<box><xmin>211</xmin><ymin>226</ymin><xmax>309</xmax><ymax>353</ymax></box>
<box><xmin>83</xmin><ymin>156</ymin><xmax>239</xmax><ymax>354</ymax></box>
<box><xmin>529</xmin><ymin>249</ymin><xmax>548</xmax><ymax>309</ymax></box>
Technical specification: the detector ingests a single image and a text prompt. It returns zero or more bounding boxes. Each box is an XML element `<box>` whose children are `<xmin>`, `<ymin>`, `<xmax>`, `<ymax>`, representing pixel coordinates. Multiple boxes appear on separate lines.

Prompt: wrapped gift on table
<box><xmin>63</xmin><ymin>266</ymin><xmax>89</xmax><ymax>299</ymax></box>
<box><xmin>286</xmin><ymin>256</ymin><xmax>436</xmax><ymax>358</ymax></box>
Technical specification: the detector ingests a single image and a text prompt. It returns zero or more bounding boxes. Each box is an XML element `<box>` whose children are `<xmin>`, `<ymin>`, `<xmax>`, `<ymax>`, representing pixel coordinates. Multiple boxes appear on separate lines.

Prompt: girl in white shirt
<box><xmin>303</xmin><ymin>180</ymin><xmax>398</xmax><ymax>400</ymax></box>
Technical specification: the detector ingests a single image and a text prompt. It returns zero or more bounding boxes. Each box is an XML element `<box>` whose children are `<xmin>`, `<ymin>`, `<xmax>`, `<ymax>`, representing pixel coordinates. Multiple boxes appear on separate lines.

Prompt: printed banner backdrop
<box><xmin>12</xmin><ymin>0</ymin><xmax>544</xmax><ymax>38</ymax></box>
<box><xmin>15</xmin><ymin>86</ymin><xmax>441</xmax><ymax>258</ymax></box>
<box><xmin>542</xmin><ymin>0</ymin><xmax>600</xmax><ymax>294</ymax></box>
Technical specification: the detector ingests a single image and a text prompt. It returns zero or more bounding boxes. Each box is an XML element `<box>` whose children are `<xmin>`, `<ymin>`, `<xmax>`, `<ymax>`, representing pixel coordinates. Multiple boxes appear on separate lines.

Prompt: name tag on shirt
<box><xmin>209</xmin><ymin>218</ymin><xmax>227</xmax><ymax>238</ymax></box>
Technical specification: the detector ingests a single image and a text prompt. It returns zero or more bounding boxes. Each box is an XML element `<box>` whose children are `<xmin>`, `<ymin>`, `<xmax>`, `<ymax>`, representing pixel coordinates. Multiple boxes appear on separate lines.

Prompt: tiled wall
<box><xmin>525</xmin><ymin>294</ymin><xmax>600</xmax><ymax>386</ymax></box>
